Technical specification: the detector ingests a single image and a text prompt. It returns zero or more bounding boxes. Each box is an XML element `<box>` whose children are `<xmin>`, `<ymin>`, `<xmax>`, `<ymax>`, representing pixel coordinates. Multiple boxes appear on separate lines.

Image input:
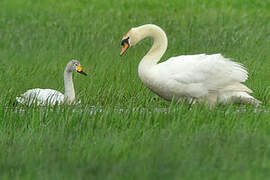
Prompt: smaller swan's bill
<box><xmin>16</xmin><ymin>59</ymin><xmax>87</xmax><ymax>106</ymax></box>
<box><xmin>120</xmin><ymin>24</ymin><xmax>261</xmax><ymax>106</ymax></box>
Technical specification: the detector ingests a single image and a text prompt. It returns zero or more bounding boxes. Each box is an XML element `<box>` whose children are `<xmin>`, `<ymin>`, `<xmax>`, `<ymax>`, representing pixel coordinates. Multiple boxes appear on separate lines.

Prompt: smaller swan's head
<box><xmin>120</xmin><ymin>28</ymin><xmax>140</xmax><ymax>56</ymax></box>
<box><xmin>66</xmin><ymin>59</ymin><xmax>87</xmax><ymax>76</ymax></box>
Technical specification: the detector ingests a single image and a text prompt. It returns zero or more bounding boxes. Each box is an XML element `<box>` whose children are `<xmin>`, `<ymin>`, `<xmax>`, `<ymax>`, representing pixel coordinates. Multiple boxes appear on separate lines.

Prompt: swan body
<box><xmin>16</xmin><ymin>60</ymin><xmax>87</xmax><ymax>106</ymax></box>
<box><xmin>16</xmin><ymin>88</ymin><xmax>64</xmax><ymax>106</ymax></box>
<box><xmin>120</xmin><ymin>24</ymin><xmax>260</xmax><ymax>106</ymax></box>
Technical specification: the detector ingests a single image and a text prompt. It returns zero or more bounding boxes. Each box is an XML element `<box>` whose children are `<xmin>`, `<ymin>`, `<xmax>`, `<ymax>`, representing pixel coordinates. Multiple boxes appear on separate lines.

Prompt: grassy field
<box><xmin>0</xmin><ymin>0</ymin><xmax>270</xmax><ymax>179</ymax></box>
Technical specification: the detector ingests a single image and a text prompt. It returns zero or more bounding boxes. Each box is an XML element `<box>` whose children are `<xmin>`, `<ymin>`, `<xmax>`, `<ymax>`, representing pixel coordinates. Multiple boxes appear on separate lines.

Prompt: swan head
<box><xmin>120</xmin><ymin>28</ymin><xmax>139</xmax><ymax>56</ymax></box>
<box><xmin>66</xmin><ymin>59</ymin><xmax>87</xmax><ymax>76</ymax></box>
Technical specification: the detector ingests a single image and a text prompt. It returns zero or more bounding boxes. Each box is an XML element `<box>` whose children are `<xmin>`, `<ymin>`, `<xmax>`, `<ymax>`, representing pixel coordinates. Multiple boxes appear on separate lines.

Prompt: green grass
<box><xmin>0</xmin><ymin>0</ymin><xmax>270</xmax><ymax>179</ymax></box>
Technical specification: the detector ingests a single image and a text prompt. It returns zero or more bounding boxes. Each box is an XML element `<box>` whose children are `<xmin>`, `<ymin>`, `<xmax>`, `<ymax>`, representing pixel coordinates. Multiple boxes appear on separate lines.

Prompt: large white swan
<box><xmin>120</xmin><ymin>24</ymin><xmax>260</xmax><ymax>106</ymax></box>
<box><xmin>16</xmin><ymin>59</ymin><xmax>87</xmax><ymax>106</ymax></box>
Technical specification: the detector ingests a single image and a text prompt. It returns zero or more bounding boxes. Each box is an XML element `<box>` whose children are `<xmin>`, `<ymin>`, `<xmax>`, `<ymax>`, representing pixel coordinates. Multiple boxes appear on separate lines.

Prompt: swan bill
<box><xmin>78</xmin><ymin>71</ymin><xmax>87</xmax><ymax>76</ymax></box>
<box><xmin>76</xmin><ymin>65</ymin><xmax>87</xmax><ymax>76</ymax></box>
<box><xmin>120</xmin><ymin>38</ymin><xmax>130</xmax><ymax>56</ymax></box>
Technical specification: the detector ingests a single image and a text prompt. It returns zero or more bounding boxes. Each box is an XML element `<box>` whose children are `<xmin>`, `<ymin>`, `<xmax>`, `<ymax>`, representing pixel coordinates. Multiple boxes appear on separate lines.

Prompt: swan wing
<box><xmin>156</xmin><ymin>54</ymin><xmax>248</xmax><ymax>97</ymax></box>
<box><xmin>17</xmin><ymin>88</ymin><xmax>64</xmax><ymax>105</ymax></box>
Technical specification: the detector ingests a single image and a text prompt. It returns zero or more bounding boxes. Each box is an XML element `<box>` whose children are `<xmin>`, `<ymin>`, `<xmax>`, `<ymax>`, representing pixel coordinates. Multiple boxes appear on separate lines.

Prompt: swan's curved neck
<box><xmin>137</xmin><ymin>25</ymin><xmax>168</xmax><ymax>66</ymax></box>
<box><xmin>64</xmin><ymin>69</ymin><xmax>75</xmax><ymax>103</ymax></box>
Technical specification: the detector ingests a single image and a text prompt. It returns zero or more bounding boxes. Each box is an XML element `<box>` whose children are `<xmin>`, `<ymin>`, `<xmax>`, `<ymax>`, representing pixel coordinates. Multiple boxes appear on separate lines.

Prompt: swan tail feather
<box><xmin>16</xmin><ymin>97</ymin><xmax>25</xmax><ymax>104</ymax></box>
<box><xmin>218</xmin><ymin>83</ymin><xmax>261</xmax><ymax>106</ymax></box>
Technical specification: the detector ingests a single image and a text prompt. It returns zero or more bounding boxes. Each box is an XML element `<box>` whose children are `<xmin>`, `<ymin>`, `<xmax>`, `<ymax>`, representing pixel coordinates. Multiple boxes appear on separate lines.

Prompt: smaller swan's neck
<box><xmin>137</xmin><ymin>24</ymin><xmax>168</xmax><ymax>66</ymax></box>
<box><xmin>64</xmin><ymin>69</ymin><xmax>75</xmax><ymax>104</ymax></box>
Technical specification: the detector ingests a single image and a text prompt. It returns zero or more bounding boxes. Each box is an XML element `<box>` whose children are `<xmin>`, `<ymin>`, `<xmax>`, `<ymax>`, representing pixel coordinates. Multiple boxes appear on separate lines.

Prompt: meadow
<box><xmin>0</xmin><ymin>0</ymin><xmax>270</xmax><ymax>179</ymax></box>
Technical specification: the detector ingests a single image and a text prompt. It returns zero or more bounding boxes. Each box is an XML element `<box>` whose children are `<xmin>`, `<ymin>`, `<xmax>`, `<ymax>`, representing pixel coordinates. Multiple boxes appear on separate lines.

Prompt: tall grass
<box><xmin>0</xmin><ymin>0</ymin><xmax>269</xmax><ymax>179</ymax></box>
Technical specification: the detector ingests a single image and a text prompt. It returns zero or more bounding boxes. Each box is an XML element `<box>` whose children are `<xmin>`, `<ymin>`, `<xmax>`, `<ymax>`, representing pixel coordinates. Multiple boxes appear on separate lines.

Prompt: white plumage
<box><xmin>120</xmin><ymin>24</ymin><xmax>260</xmax><ymax>106</ymax></box>
<box><xmin>16</xmin><ymin>60</ymin><xmax>87</xmax><ymax>106</ymax></box>
<box><xmin>16</xmin><ymin>88</ymin><xmax>64</xmax><ymax>106</ymax></box>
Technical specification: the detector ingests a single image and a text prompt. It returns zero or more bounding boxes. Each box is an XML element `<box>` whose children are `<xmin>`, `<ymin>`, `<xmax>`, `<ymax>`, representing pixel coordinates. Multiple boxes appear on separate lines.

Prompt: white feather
<box><xmin>16</xmin><ymin>88</ymin><xmax>64</xmax><ymax>106</ymax></box>
<box><xmin>122</xmin><ymin>24</ymin><xmax>261</xmax><ymax>106</ymax></box>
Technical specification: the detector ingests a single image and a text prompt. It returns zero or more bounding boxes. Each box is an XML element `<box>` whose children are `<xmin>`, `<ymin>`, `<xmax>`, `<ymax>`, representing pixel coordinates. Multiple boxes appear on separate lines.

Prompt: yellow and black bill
<box><xmin>76</xmin><ymin>65</ymin><xmax>87</xmax><ymax>76</ymax></box>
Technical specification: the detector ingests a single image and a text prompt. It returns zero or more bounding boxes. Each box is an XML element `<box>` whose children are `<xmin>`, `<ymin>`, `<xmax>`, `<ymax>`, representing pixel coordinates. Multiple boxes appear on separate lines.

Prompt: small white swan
<box><xmin>16</xmin><ymin>59</ymin><xmax>87</xmax><ymax>106</ymax></box>
<box><xmin>120</xmin><ymin>24</ymin><xmax>260</xmax><ymax>106</ymax></box>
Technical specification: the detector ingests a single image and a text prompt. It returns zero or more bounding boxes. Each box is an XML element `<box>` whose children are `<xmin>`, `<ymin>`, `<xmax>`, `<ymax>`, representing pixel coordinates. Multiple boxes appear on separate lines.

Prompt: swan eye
<box><xmin>121</xmin><ymin>37</ymin><xmax>130</xmax><ymax>46</ymax></box>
